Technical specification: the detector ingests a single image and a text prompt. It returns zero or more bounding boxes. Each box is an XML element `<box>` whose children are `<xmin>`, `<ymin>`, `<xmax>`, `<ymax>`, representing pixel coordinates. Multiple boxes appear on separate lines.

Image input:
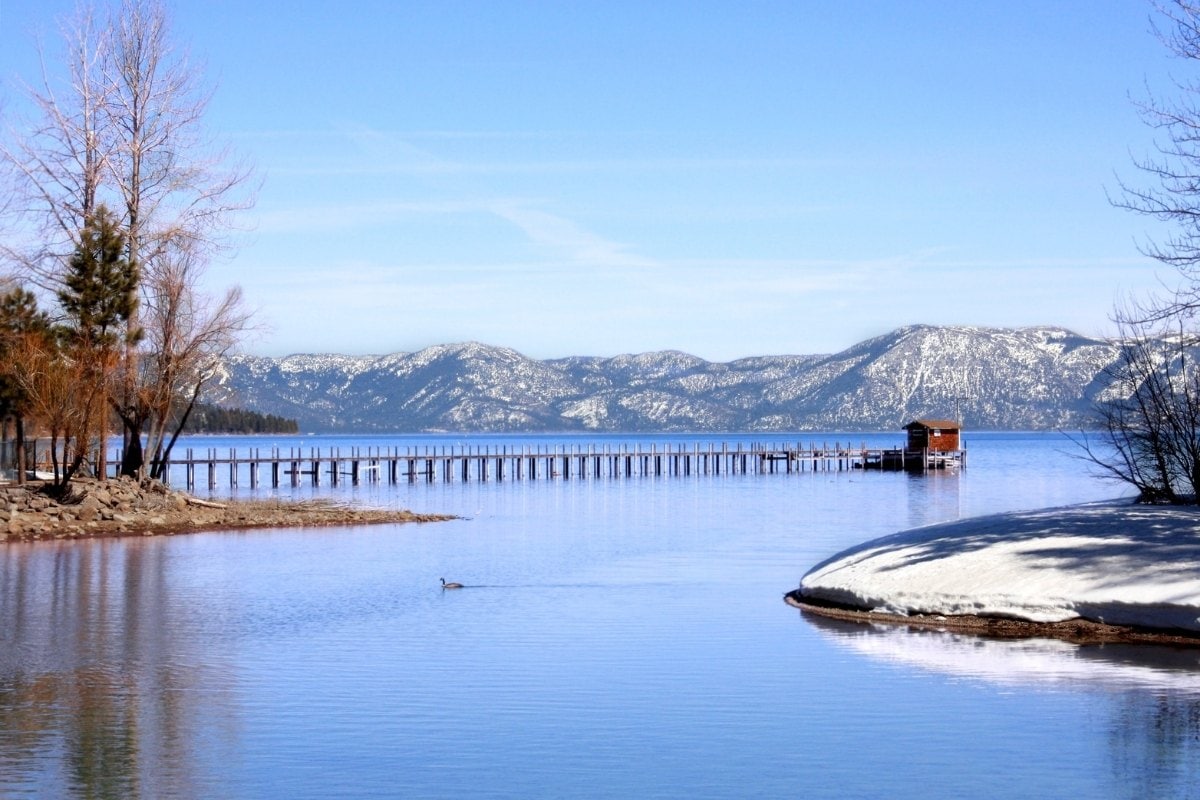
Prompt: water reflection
<box><xmin>804</xmin><ymin>613</ymin><xmax>1200</xmax><ymax>797</ymax></box>
<box><xmin>905</xmin><ymin>469</ymin><xmax>961</xmax><ymax>528</ymax></box>
<box><xmin>802</xmin><ymin>612</ymin><xmax>1200</xmax><ymax>694</ymax></box>
<box><xmin>0</xmin><ymin>540</ymin><xmax>234</xmax><ymax>799</ymax></box>
<box><xmin>1110</xmin><ymin>692</ymin><xmax>1200</xmax><ymax>798</ymax></box>
<box><xmin>0</xmin><ymin>433</ymin><xmax>1163</xmax><ymax>798</ymax></box>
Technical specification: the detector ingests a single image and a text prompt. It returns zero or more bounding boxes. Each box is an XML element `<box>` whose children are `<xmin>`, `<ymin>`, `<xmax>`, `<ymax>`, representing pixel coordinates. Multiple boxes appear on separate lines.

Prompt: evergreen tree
<box><xmin>57</xmin><ymin>205</ymin><xmax>139</xmax><ymax>349</ymax></box>
<box><xmin>42</xmin><ymin>204</ymin><xmax>140</xmax><ymax>487</ymax></box>
<box><xmin>178</xmin><ymin>402</ymin><xmax>299</xmax><ymax>434</ymax></box>
<box><xmin>0</xmin><ymin>288</ymin><xmax>53</xmax><ymax>484</ymax></box>
<box><xmin>0</xmin><ymin>288</ymin><xmax>53</xmax><ymax>418</ymax></box>
<box><xmin>0</xmin><ymin>0</ymin><xmax>256</xmax><ymax>481</ymax></box>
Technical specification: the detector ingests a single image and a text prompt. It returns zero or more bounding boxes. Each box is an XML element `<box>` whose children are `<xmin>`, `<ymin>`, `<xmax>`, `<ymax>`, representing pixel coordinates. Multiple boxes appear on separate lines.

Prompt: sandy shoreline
<box><xmin>785</xmin><ymin>590</ymin><xmax>1200</xmax><ymax>647</ymax></box>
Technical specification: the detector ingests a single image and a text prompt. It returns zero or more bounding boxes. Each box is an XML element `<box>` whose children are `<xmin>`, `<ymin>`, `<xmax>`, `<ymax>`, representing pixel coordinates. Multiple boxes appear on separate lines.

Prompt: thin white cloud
<box><xmin>487</xmin><ymin>202</ymin><xmax>657</xmax><ymax>269</ymax></box>
<box><xmin>253</xmin><ymin>196</ymin><xmax>661</xmax><ymax>273</ymax></box>
<box><xmin>249</xmin><ymin>124</ymin><xmax>665</xmax><ymax>270</ymax></box>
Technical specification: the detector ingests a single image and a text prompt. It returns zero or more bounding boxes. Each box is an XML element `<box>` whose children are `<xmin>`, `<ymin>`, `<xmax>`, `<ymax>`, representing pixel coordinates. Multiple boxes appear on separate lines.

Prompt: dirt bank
<box><xmin>785</xmin><ymin>590</ymin><xmax>1200</xmax><ymax>648</ymax></box>
<box><xmin>0</xmin><ymin>475</ymin><xmax>454</xmax><ymax>543</ymax></box>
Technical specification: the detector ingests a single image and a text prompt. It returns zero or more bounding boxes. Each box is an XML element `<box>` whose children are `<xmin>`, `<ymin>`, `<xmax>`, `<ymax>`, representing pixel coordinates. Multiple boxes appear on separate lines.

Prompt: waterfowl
<box><xmin>440</xmin><ymin>578</ymin><xmax>464</xmax><ymax>589</ymax></box>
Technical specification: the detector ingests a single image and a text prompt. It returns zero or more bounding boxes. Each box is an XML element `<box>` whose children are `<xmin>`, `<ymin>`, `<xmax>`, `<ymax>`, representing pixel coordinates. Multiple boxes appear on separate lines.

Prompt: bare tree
<box><xmin>0</xmin><ymin>4</ymin><xmax>114</xmax><ymax>290</ymax></box>
<box><xmin>1087</xmin><ymin>1</ymin><xmax>1200</xmax><ymax>503</ymax></box>
<box><xmin>102</xmin><ymin>0</ymin><xmax>257</xmax><ymax>477</ymax></box>
<box><xmin>1075</xmin><ymin>309</ymin><xmax>1200</xmax><ymax>503</ymax></box>
<box><xmin>105</xmin><ymin>0</ymin><xmax>254</xmax><ymax>276</ymax></box>
<box><xmin>137</xmin><ymin>245</ymin><xmax>253</xmax><ymax>480</ymax></box>
<box><xmin>1</xmin><ymin>0</ymin><xmax>257</xmax><ymax>481</ymax></box>
<box><xmin>1112</xmin><ymin>1</ymin><xmax>1200</xmax><ymax>319</ymax></box>
<box><xmin>6</xmin><ymin>326</ymin><xmax>103</xmax><ymax>489</ymax></box>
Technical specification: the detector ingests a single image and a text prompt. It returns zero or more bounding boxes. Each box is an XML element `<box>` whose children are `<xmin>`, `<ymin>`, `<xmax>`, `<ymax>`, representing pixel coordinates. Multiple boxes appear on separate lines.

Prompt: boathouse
<box><xmin>904</xmin><ymin>419</ymin><xmax>960</xmax><ymax>452</ymax></box>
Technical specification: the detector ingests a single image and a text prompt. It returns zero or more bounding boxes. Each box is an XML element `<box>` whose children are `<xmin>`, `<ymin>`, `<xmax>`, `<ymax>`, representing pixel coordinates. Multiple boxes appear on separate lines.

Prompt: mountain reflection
<box><xmin>0</xmin><ymin>539</ymin><xmax>234</xmax><ymax>799</ymax></box>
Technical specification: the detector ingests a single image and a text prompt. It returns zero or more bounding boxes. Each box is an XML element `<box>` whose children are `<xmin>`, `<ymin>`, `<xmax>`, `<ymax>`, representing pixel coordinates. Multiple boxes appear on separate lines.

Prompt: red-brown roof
<box><xmin>905</xmin><ymin>419</ymin><xmax>960</xmax><ymax>431</ymax></box>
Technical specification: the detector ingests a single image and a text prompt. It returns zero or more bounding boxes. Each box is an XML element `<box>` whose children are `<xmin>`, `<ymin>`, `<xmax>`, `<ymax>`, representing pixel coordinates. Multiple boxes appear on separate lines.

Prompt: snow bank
<box><xmin>799</xmin><ymin>501</ymin><xmax>1200</xmax><ymax>633</ymax></box>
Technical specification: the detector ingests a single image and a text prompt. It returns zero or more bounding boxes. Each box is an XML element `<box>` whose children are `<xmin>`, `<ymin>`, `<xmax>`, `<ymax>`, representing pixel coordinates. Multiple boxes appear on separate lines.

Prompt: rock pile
<box><xmin>0</xmin><ymin>475</ymin><xmax>451</xmax><ymax>542</ymax></box>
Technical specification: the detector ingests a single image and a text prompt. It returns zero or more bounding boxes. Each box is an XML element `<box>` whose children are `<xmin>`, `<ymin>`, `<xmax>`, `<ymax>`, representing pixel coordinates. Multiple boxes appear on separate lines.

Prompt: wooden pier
<box><xmin>131</xmin><ymin>442</ymin><xmax>965</xmax><ymax>492</ymax></box>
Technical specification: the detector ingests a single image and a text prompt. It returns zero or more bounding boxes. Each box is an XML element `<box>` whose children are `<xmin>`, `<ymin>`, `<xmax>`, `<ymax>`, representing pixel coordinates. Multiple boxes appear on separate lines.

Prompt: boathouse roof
<box><xmin>905</xmin><ymin>419</ymin><xmax>960</xmax><ymax>431</ymax></box>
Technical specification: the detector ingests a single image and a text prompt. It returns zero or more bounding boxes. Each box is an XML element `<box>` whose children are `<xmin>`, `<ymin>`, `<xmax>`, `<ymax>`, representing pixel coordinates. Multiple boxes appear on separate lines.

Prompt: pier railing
<box><xmin>116</xmin><ymin>442</ymin><xmax>965</xmax><ymax>492</ymax></box>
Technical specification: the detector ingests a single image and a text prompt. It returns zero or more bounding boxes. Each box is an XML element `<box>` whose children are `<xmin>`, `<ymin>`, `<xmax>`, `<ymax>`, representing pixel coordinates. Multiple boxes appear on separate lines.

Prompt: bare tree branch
<box><xmin>0</xmin><ymin>0</ymin><xmax>259</xmax><ymax>482</ymax></box>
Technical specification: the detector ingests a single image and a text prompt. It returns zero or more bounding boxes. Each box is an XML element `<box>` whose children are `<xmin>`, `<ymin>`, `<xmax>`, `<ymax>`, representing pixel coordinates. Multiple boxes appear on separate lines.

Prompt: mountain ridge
<box><xmin>210</xmin><ymin>324</ymin><xmax>1123</xmax><ymax>433</ymax></box>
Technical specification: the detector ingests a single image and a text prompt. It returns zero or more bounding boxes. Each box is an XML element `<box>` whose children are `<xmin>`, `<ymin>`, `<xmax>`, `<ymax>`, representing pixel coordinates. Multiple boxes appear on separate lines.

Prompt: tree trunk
<box><xmin>97</xmin><ymin>391</ymin><xmax>108</xmax><ymax>480</ymax></box>
<box><xmin>14</xmin><ymin>416</ymin><xmax>25</xmax><ymax>486</ymax></box>
<box><xmin>120</xmin><ymin>417</ymin><xmax>146</xmax><ymax>477</ymax></box>
<box><xmin>152</xmin><ymin>387</ymin><xmax>200</xmax><ymax>481</ymax></box>
<box><xmin>49</xmin><ymin>432</ymin><xmax>60</xmax><ymax>485</ymax></box>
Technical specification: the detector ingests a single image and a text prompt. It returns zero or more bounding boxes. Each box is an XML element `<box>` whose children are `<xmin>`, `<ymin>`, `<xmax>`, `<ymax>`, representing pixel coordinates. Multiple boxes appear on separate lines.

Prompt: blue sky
<box><xmin>0</xmin><ymin>1</ymin><xmax>1186</xmax><ymax>360</ymax></box>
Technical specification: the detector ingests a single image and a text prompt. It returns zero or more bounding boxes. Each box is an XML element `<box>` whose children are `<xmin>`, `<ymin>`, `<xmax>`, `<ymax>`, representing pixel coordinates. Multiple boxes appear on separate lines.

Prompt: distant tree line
<box><xmin>180</xmin><ymin>404</ymin><xmax>298</xmax><ymax>435</ymax></box>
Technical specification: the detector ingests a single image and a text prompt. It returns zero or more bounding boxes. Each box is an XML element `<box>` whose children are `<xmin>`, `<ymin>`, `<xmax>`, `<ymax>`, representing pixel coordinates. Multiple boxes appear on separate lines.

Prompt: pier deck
<box><xmin>129</xmin><ymin>442</ymin><xmax>965</xmax><ymax>492</ymax></box>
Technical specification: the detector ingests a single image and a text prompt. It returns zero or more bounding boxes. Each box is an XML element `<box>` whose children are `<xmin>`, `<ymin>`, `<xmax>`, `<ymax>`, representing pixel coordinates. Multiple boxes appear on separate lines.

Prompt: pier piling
<box><xmin>139</xmin><ymin>441</ymin><xmax>963</xmax><ymax>492</ymax></box>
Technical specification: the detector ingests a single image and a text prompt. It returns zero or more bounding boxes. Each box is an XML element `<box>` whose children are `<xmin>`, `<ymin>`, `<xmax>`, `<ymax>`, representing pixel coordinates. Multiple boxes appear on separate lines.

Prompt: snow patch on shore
<box><xmin>799</xmin><ymin>501</ymin><xmax>1200</xmax><ymax>632</ymax></box>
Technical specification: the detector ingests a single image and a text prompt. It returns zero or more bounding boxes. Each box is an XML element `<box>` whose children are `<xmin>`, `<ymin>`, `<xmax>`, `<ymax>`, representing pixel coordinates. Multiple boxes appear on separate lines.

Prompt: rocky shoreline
<box><xmin>0</xmin><ymin>475</ymin><xmax>454</xmax><ymax>542</ymax></box>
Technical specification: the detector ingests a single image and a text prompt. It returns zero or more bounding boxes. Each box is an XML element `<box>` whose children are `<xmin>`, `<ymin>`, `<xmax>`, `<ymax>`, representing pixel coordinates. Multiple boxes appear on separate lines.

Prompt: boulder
<box><xmin>75</xmin><ymin>496</ymin><xmax>103</xmax><ymax>522</ymax></box>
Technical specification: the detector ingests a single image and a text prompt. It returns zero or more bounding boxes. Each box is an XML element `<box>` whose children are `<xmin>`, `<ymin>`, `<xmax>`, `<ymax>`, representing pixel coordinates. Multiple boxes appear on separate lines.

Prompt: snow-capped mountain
<box><xmin>209</xmin><ymin>325</ymin><xmax>1125</xmax><ymax>432</ymax></box>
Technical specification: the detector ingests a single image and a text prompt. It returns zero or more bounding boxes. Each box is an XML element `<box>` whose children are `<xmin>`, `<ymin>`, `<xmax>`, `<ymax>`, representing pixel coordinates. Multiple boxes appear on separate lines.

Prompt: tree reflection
<box><xmin>0</xmin><ymin>539</ymin><xmax>233</xmax><ymax>798</ymax></box>
<box><xmin>1110</xmin><ymin>691</ymin><xmax>1200</xmax><ymax>799</ymax></box>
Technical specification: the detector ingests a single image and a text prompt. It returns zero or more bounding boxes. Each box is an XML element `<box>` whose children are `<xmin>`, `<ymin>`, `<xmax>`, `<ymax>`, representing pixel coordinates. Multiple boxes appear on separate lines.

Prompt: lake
<box><xmin>3</xmin><ymin>431</ymin><xmax>1200</xmax><ymax>799</ymax></box>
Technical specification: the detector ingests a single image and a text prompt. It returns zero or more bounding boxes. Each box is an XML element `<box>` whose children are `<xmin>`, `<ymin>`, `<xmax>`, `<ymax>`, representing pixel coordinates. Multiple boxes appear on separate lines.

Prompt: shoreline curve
<box><xmin>785</xmin><ymin>590</ymin><xmax>1200</xmax><ymax>647</ymax></box>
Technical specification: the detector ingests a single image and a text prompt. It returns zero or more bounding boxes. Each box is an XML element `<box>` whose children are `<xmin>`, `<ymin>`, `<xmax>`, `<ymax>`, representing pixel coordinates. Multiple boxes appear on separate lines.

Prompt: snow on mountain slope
<box><xmin>210</xmin><ymin>326</ymin><xmax>1126</xmax><ymax>432</ymax></box>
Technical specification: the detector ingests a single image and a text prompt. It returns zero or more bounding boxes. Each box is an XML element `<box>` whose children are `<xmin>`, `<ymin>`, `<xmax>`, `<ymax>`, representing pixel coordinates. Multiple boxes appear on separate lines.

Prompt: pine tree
<box><xmin>0</xmin><ymin>288</ymin><xmax>53</xmax><ymax>484</ymax></box>
<box><xmin>58</xmin><ymin>205</ymin><xmax>139</xmax><ymax>349</ymax></box>
<box><xmin>42</xmin><ymin>204</ymin><xmax>141</xmax><ymax>486</ymax></box>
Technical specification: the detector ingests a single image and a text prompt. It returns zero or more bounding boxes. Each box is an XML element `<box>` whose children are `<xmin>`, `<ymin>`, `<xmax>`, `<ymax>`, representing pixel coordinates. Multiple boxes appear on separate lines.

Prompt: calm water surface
<box><xmin>3</xmin><ymin>432</ymin><xmax>1200</xmax><ymax>799</ymax></box>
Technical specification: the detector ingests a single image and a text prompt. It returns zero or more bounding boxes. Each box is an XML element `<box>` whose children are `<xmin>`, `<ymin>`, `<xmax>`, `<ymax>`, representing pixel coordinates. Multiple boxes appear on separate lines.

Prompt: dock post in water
<box><xmin>148</xmin><ymin>439</ymin><xmax>964</xmax><ymax>491</ymax></box>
